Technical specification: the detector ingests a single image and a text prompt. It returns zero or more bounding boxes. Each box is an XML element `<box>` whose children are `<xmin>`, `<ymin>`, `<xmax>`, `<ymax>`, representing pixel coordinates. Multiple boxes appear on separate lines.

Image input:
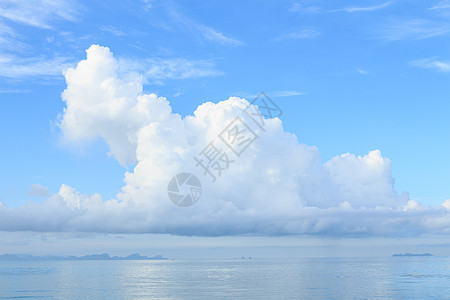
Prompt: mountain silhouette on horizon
<box><xmin>0</xmin><ymin>253</ymin><xmax>168</xmax><ymax>261</ymax></box>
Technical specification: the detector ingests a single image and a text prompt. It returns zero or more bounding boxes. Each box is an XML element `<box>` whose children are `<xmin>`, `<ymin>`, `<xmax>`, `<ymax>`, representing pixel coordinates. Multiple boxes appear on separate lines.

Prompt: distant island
<box><xmin>392</xmin><ymin>253</ymin><xmax>433</xmax><ymax>257</ymax></box>
<box><xmin>0</xmin><ymin>253</ymin><xmax>168</xmax><ymax>261</ymax></box>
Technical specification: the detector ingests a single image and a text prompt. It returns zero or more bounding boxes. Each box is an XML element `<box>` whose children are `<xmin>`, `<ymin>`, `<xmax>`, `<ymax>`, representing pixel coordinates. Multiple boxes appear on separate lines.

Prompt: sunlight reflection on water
<box><xmin>1</xmin><ymin>257</ymin><xmax>449</xmax><ymax>299</ymax></box>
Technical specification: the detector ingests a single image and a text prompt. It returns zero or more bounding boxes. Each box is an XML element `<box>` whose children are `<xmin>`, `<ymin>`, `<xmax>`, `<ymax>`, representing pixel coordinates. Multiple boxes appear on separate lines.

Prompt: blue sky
<box><xmin>1</xmin><ymin>0</ymin><xmax>450</xmax><ymax>256</ymax></box>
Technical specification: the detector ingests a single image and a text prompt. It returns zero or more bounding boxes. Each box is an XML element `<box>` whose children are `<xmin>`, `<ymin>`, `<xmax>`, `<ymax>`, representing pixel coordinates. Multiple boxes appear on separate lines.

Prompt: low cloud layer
<box><xmin>2</xmin><ymin>45</ymin><xmax>450</xmax><ymax>237</ymax></box>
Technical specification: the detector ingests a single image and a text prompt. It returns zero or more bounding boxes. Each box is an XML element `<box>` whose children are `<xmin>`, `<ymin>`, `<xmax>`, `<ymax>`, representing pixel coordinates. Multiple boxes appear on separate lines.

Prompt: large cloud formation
<box><xmin>1</xmin><ymin>45</ymin><xmax>450</xmax><ymax>236</ymax></box>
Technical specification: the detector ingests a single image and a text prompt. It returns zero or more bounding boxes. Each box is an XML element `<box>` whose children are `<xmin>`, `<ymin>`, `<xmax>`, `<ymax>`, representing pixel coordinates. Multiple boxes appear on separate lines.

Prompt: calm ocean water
<box><xmin>1</xmin><ymin>257</ymin><xmax>449</xmax><ymax>299</ymax></box>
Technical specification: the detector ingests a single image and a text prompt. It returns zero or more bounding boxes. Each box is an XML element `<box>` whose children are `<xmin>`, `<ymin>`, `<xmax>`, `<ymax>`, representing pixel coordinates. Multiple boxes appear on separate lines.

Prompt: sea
<box><xmin>1</xmin><ymin>257</ymin><xmax>449</xmax><ymax>299</ymax></box>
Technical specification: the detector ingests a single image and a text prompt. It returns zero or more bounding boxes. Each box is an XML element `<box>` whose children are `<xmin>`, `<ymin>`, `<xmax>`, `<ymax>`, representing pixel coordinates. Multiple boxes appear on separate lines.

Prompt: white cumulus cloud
<box><xmin>2</xmin><ymin>44</ymin><xmax>450</xmax><ymax>237</ymax></box>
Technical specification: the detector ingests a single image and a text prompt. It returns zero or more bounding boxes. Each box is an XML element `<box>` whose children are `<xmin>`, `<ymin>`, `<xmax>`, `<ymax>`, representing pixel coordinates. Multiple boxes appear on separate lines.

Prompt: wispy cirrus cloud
<box><xmin>270</xmin><ymin>90</ymin><xmax>306</xmax><ymax>97</ymax></box>
<box><xmin>162</xmin><ymin>3</ymin><xmax>243</xmax><ymax>46</ymax></box>
<box><xmin>341</xmin><ymin>1</ymin><xmax>392</xmax><ymax>13</ymax></box>
<box><xmin>429</xmin><ymin>1</ymin><xmax>450</xmax><ymax>10</ymax></box>
<box><xmin>0</xmin><ymin>0</ymin><xmax>80</xmax><ymax>29</ymax></box>
<box><xmin>410</xmin><ymin>58</ymin><xmax>450</xmax><ymax>72</ymax></box>
<box><xmin>356</xmin><ymin>68</ymin><xmax>369</xmax><ymax>75</ymax></box>
<box><xmin>0</xmin><ymin>47</ymin><xmax>222</xmax><ymax>82</ymax></box>
<box><xmin>428</xmin><ymin>1</ymin><xmax>450</xmax><ymax>17</ymax></box>
<box><xmin>0</xmin><ymin>88</ymin><xmax>30</xmax><ymax>93</ymax></box>
<box><xmin>100</xmin><ymin>25</ymin><xmax>126</xmax><ymax>37</ymax></box>
<box><xmin>119</xmin><ymin>57</ymin><xmax>223</xmax><ymax>84</ymax></box>
<box><xmin>199</xmin><ymin>26</ymin><xmax>243</xmax><ymax>46</ymax></box>
<box><xmin>272</xmin><ymin>29</ymin><xmax>320</xmax><ymax>41</ymax></box>
<box><xmin>290</xmin><ymin>1</ymin><xmax>392</xmax><ymax>14</ymax></box>
<box><xmin>235</xmin><ymin>90</ymin><xmax>305</xmax><ymax>99</ymax></box>
<box><xmin>0</xmin><ymin>21</ymin><xmax>25</xmax><ymax>51</ymax></box>
<box><xmin>0</xmin><ymin>54</ymin><xmax>74</xmax><ymax>79</ymax></box>
<box><xmin>376</xmin><ymin>18</ymin><xmax>450</xmax><ymax>40</ymax></box>
<box><xmin>289</xmin><ymin>3</ymin><xmax>321</xmax><ymax>14</ymax></box>
<box><xmin>0</xmin><ymin>0</ymin><xmax>81</xmax><ymax>80</ymax></box>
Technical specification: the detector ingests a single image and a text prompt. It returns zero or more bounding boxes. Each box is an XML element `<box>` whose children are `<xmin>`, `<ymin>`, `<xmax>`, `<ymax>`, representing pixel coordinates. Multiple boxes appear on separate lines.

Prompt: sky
<box><xmin>1</xmin><ymin>0</ymin><xmax>450</xmax><ymax>258</ymax></box>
